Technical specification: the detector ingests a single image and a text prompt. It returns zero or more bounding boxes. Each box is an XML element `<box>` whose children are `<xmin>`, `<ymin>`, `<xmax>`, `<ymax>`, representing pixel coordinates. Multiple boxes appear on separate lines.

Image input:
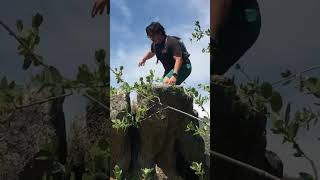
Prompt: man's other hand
<box><xmin>168</xmin><ymin>76</ymin><xmax>177</xmax><ymax>85</ymax></box>
<box><xmin>138</xmin><ymin>59</ymin><xmax>146</xmax><ymax>67</ymax></box>
<box><xmin>91</xmin><ymin>0</ymin><xmax>110</xmax><ymax>17</ymax></box>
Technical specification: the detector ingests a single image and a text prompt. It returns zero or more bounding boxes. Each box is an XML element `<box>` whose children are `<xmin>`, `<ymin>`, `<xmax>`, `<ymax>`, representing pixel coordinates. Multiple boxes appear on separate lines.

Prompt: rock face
<box><xmin>0</xmin><ymin>86</ymin><xmax>67</xmax><ymax>180</ymax></box>
<box><xmin>85</xmin><ymin>94</ymin><xmax>111</xmax><ymax>177</ymax></box>
<box><xmin>110</xmin><ymin>86</ymin><xmax>209</xmax><ymax>179</ymax></box>
<box><xmin>109</xmin><ymin>92</ymin><xmax>132</xmax><ymax>173</ymax></box>
<box><xmin>211</xmin><ymin>77</ymin><xmax>283</xmax><ymax>180</ymax></box>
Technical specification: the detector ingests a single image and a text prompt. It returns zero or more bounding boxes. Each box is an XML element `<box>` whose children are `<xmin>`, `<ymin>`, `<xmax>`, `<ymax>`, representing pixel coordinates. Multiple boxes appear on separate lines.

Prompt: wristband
<box><xmin>173</xmin><ymin>73</ymin><xmax>178</xmax><ymax>78</ymax></box>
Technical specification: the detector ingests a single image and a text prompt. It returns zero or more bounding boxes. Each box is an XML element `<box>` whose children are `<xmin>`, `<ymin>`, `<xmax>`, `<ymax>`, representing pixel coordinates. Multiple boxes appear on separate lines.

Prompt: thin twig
<box><xmin>271</xmin><ymin>65</ymin><xmax>320</xmax><ymax>86</ymax></box>
<box><xmin>294</xmin><ymin>141</ymin><xmax>319</xmax><ymax>180</ymax></box>
<box><xmin>82</xmin><ymin>93</ymin><xmax>110</xmax><ymax>111</ymax></box>
<box><xmin>4</xmin><ymin>92</ymin><xmax>73</xmax><ymax>112</ymax></box>
<box><xmin>139</xmin><ymin>107</ymin><xmax>169</xmax><ymax>122</ymax></box>
<box><xmin>211</xmin><ymin>150</ymin><xmax>282</xmax><ymax>180</ymax></box>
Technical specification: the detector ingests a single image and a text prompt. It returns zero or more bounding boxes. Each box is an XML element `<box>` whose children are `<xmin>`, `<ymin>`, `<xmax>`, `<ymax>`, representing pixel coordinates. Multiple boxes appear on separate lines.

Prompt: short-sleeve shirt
<box><xmin>151</xmin><ymin>35</ymin><xmax>190</xmax><ymax>74</ymax></box>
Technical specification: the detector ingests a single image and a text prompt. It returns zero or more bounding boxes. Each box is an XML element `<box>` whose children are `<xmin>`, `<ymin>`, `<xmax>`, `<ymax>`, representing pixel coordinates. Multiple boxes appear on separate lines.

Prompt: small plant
<box><xmin>141</xmin><ymin>168</ymin><xmax>154</xmax><ymax>180</ymax></box>
<box><xmin>113</xmin><ymin>165</ymin><xmax>123</xmax><ymax>180</ymax></box>
<box><xmin>190</xmin><ymin>162</ymin><xmax>205</xmax><ymax>179</ymax></box>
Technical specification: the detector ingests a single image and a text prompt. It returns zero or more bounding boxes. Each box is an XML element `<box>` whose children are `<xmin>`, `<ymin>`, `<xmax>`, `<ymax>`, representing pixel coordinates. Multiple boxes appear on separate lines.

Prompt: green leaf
<box><xmin>16</xmin><ymin>20</ymin><xmax>23</xmax><ymax>32</ymax></box>
<box><xmin>284</xmin><ymin>103</ymin><xmax>291</xmax><ymax>126</ymax></box>
<box><xmin>281</xmin><ymin>69</ymin><xmax>292</xmax><ymax>78</ymax></box>
<box><xmin>1</xmin><ymin>77</ymin><xmax>8</xmax><ymax>89</ymax></box>
<box><xmin>235</xmin><ymin>64</ymin><xmax>241</xmax><ymax>70</ymax></box>
<box><xmin>95</xmin><ymin>49</ymin><xmax>106</xmax><ymax>63</ymax></box>
<box><xmin>32</xmin><ymin>13</ymin><xmax>43</xmax><ymax>28</ymax></box>
<box><xmin>273</xmin><ymin>119</ymin><xmax>283</xmax><ymax>130</ymax></box>
<box><xmin>23</xmin><ymin>58</ymin><xmax>32</xmax><ymax>70</ymax></box>
<box><xmin>33</xmin><ymin>59</ymin><xmax>42</xmax><ymax>66</ymax></box>
<box><xmin>270</xmin><ymin>91</ymin><xmax>283</xmax><ymax>112</ymax></box>
<box><xmin>260</xmin><ymin>82</ymin><xmax>273</xmax><ymax>99</ymax></box>
<box><xmin>113</xmin><ymin>165</ymin><xmax>123</xmax><ymax>180</ymax></box>
<box><xmin>299</xmin><ymin>172</ymin><xmax>314</xmax><ymax>180</ymax></box>
<box><xmin>34</xmin><ymin>35</ymin><xmax>40</xmax><ymax>45</ymax></box>
<box><xmin>307</xmin><ymin>77</ymin><xmax>318</xmax><ymax>84</ymax></box>
<box><xmin>288</xmin><ymin>123</ymin><xmax>299</xmax><ymax>139</ymax></box>
<box><xmin>190</xmin><ymin>162</ymin><xmax>205</xmax><ymax>178</ymax></box>
<box><xmin>48</xmin><ymin>66</ymin><xmax>63</xmax><ymax>83</ymax></box>
<box><xmin>141</xmin><ymin>168</ymin><xmax>154</xmax><ymax>179</ymax></box>
<box><xmin>77</xmin><ymin>64</ymin><xmax>93</xmax><ymax>84</ymax></box>
<box><xmin>293</xmin><ymin>151</ymin><xmax>303</xmax><ymax>157</ymax></box>
<box><xmin>186</xmin><ymin>122</ymin><xmax>196</xmax><ymax>132</ymax></box>
<box><xmin>9</xmin><ymin>81</ymin><xmax>16</xmax><ymax>89</ymax></box>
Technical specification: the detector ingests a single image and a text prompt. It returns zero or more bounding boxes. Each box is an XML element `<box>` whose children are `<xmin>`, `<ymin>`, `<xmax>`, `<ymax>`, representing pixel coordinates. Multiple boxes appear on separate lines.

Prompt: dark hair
<box><xmin>145</xmin><ymin>22</ymin><xmax>166</xmax><ymax>37</ymax></box>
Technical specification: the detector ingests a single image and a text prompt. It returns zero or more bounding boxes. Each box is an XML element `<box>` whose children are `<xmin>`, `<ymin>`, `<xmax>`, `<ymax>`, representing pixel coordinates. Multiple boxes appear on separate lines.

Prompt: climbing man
<box><xmin>211</xmin><ymin>0</ymin><xmax>261</xmax><ymax>75</ymax></box>
<box><xmin>139</xmin><ymin>22</ymin><xmax>192</xmax><ymax>85</ymax></box>
<box><xmin>91</xmin><ymin>0</ymin><xmax>110</xmax><ymax>17</ymax></box>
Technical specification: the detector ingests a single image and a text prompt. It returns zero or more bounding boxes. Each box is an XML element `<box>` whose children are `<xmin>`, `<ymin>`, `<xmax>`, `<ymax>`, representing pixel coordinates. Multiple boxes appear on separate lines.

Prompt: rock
<box><xmin>0</xmin><ymin>85</ymin><xmax>66</xmax><ymax>179</ymax></box>
<box><xmin>85</xmin><ymin>93</ymin><xmax>111</xmax><ymax>176</ymax></box>
<box><xmin>107</xmin><ymin>86</ymin><xmax>208</xmax><ymax>179</ymax></box>
<box><xmin>109</xmin><ymin>92</ymin><xmax>132</xmax><ymax>173</ymax></box>
<box><xmin>134</xmin><ymin>85</ymin><xmax>207</xmax><ymax>179</ymax></box>
<box><xmin>264</xmin><ymin>150</ymin><xmax>283</xmax><ymax>179</ymax></box>
<box><xmin>211</xmin><ymin>77</ymin><xmax>283</xmax><ymax>180</ymax></box>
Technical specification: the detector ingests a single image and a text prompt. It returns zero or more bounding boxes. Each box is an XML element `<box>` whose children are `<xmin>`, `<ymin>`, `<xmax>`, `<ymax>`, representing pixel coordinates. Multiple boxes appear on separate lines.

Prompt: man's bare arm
<box><xmin>139</xmin><ymin>51</ymin><xmax>155</xmax><ymax>66</ymax></box>
<box><xmin>173</xmin><ymin>56</ymin><xmax>183</xmax><ymax>74</ymax></box>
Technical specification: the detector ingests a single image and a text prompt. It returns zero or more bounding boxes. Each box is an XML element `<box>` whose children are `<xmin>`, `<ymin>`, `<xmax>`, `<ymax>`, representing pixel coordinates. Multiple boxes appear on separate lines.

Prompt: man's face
<box><xmin>148</xmin><ymin>33</ymin><xmax>162</xmax><ymax>44</ymax></box>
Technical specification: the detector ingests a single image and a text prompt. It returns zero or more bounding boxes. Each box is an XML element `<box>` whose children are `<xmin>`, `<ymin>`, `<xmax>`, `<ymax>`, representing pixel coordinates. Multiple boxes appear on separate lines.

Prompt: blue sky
<box><xmin>110</xmin><ymin>0</ymin><xmax>210</xmax><ymax>116</ymax></box>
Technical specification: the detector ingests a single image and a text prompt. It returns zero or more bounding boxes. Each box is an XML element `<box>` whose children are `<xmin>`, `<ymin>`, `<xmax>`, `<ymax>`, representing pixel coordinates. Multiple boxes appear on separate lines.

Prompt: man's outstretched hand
<box><xmin>92</xmin><ymin>0</ymin><xmax>110</xmax><ymax>17</ymax></box>
<box><xmin>138</xmin><ymin>59</ymin><xmax>146</xmax><ymax>67</ymax></box>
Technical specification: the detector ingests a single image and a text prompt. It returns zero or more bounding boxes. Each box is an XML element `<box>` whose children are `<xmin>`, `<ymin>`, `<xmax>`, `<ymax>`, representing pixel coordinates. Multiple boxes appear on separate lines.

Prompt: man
<box><xmin>91</xmin><ymin>0</ymin><xmax>110</xmax><ymax>17</ymax></box>
<box><xmin>139</xmin><ymin>22</ymin><xmax>192</xmax><ymax>85</ymax></box>
<box><xmin>212</xmin><ymin>0</ymin><xmax>261</xmax><ymax>75</ymax></box>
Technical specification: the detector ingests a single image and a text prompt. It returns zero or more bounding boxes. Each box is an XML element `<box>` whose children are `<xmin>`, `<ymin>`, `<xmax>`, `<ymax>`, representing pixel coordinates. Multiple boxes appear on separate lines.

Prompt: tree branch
<box><xmin>211</xmin><ymin>150</ymin><xmax>282</xmax><ymax>180</ymax></box>
<box><xmin>82</xmin><ymin>93</ymin><xmax>110</xmax><ymax>111</ymax></box>
<box><xmin>3</xmin><ymin>92</ymin><xmax>73</xmax><ymax>112</ymax></box>
<box><xmin>271</xmin><ymin>65</ymin><xmax>320</xmax><ymax>86</ymax></box>
<box><xmin>0</xmin><ymin>20</ymin><xmax>49</xmax><ymax>68</ymax></box>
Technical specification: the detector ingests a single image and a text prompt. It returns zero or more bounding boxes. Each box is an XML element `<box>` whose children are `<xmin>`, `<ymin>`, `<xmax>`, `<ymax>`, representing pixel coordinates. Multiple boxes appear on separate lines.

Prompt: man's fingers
<box><xmin>99</xmin><ymin>3</ymin><xmax>106</xmax><ymax>15</ymax></box>
<box><xmin>99</xmin><ymin>6</ymin><xmax>105</xmax><ymax>15</ymax></box>
<box><xmin>91</xmin><ymin>2</ymin><xmax>97</xmax><ymax>17</ymax></box>
<box><xmin>94</xmin><ymin>6</ymin><xmax>100</xmax><ymax>17</ymax></box>
<box><xmin>106</xmin><ymin>0</ymin><xmax>110</xmax><ymax>14</ymax></box>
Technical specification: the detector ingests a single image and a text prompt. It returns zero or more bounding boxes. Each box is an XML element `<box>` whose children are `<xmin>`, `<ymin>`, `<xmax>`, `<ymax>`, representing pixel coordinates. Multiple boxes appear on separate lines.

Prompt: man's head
<box><xmin>146</xmin><ymin>22</ymin><xmax>166</xmax><ymax>44</ymax></box>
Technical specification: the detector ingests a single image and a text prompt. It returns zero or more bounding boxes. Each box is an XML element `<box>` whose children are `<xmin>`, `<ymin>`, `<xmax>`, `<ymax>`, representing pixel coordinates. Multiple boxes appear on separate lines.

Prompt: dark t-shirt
<box><xmin>151</xmin><ymin>35</ymin><xmax>190</xmax><ymax>74</ymax></box>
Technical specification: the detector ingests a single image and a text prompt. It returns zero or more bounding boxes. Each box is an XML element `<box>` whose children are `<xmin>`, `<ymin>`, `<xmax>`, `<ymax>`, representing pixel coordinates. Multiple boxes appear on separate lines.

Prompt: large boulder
<box><xmin>136</xmin><ymin>86</ymin><xmax>207</xmax><ymax>179</ymax></box>
<box><xmin>82</xmin><ymin>85</ymin><xmax>208</xmax><ymax>179</ymax></box>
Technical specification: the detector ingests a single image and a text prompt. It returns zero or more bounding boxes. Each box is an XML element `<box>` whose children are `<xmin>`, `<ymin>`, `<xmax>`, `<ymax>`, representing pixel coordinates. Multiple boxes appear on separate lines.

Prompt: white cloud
<box><xmin>182</xmin><ymin>0</ymin><xmax>210</xmax><ymax>27</ymax></box>
<box><xmin>111</xmin><ymin>21</ymin><xmax>135</xmax><ymax>39</ymax></box>
<box><xmin>111</xmin><ymin>0</ymin><xmax>132</xmax><ymax>22</ymax></box>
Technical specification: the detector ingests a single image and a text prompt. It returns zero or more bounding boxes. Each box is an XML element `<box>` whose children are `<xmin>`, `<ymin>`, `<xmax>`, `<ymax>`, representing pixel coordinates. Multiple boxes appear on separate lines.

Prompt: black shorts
<box><xmin>212</xmin><ymin>4</ymin><xmax>261</xmax><ymax>75</ymax></box>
